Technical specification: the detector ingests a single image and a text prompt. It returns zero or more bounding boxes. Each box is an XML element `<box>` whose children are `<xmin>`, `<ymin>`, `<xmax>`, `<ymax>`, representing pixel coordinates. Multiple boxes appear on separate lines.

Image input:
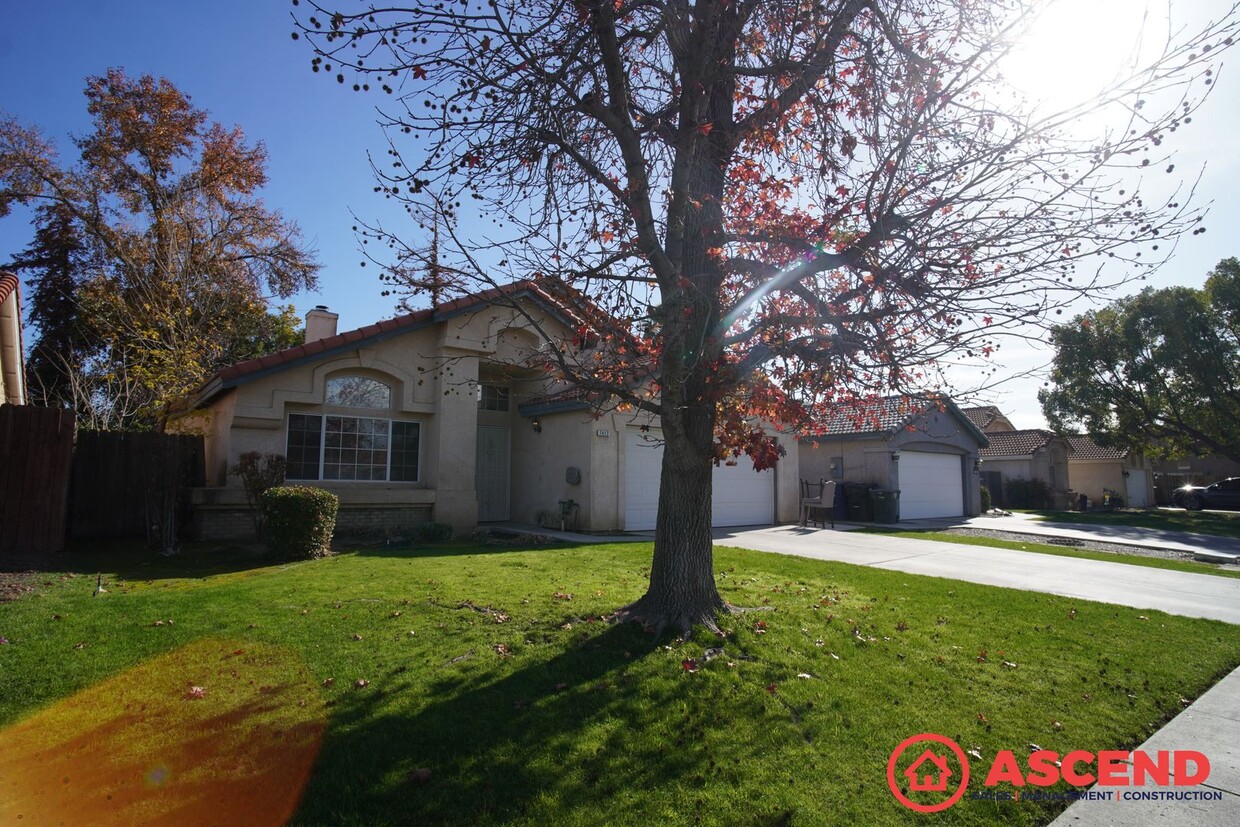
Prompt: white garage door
<box><xmin>898</xmin><ymin>451</ymin><xmax>964</xmax><ymax>519</ymax></box>
<box><xmin>625</xmin><ymin>428</ymin><xmax>774</xmax><ymax>530</ymax></box>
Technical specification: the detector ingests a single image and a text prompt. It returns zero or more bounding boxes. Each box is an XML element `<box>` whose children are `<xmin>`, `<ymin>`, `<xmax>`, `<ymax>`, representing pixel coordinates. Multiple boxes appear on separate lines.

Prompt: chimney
<box><xmin>304</xmin><ymin>305</ymin><xmax>339</xmax><ymax>343</ymax></box>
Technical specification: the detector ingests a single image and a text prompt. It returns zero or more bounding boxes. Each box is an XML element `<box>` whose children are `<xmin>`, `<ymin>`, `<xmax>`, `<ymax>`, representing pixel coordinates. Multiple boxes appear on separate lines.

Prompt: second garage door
<box><xmin>625</xmin><ymin>428</ymin><xmax>774</xmax><ymax>530</ymax></box>
<box><xmin>897</xmin><ymin>451</ymin><xmax>964</xmax><ymax>519</ymax></box>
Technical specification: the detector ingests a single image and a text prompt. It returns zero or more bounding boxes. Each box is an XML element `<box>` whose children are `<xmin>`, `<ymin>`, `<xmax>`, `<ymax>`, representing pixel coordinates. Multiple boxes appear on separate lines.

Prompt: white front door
<box><xmin>475</xmin><ymin>426</ymin><xmax>511</xmax><ymax>521</ymax></box>
<box><xmin>898</xmin><ymin>451</ymin><xmax>965</xmax><ymax>519</ymax></box>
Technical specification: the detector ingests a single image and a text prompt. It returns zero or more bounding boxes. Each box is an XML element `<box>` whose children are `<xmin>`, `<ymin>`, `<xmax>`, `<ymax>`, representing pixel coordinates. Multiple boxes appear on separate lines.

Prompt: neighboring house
<box><xmin>1064</xmin><ymin>435</ymin><xmax>1155</xmax><ymax>507</ymax></box>
<box><xmin>1151</xmin><ymin>455</ymin><xmax>1240</xmax><ymax>505</ymax></box>
<box><xmin>799</xmin><ymin>396</ymin><xmax>989</xmax><ymax>519</ymax></box>
<box><xmin>962</xmin><ymin>406</ymin><xmax>1075</xmax><ymax>509</ymax></box>
<box><xmin>179</xmin><ymin>280</ymin><xmax>799</xmax><ymax>540</ymax></box>
<box><xmin>0</xmin><ymin>271</ymin><xmax>26</xmax><ymax>406</ymax></box>
<box><xmin>976</xmin><ymin>429</ymin><xmax>1073</xmax><ymax>509</ymax></box>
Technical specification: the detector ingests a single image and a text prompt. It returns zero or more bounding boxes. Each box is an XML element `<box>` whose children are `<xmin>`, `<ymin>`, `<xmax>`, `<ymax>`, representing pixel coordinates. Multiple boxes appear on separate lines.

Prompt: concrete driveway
<box><xmin>711</xmin><ymin>525</ymin><xmax>1240</xmax><ymax>625</ymax></box>
<box><xmin>910</xmin><ymin>511</ymin><xmax>1240</xmax><ymax>560</ymax></box>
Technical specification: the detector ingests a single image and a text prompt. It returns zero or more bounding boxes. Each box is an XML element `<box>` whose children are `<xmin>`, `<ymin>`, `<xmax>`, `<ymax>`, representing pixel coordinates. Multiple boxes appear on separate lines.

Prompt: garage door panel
<box><xmin>625</xmin><ymin>428</ymin><xmax>773</xmax><ymax>530</ymax></box>
<box><xmin>899</xmin><ymin>451</ymin><xmax>964</xmax><ymax>519</ymax></box>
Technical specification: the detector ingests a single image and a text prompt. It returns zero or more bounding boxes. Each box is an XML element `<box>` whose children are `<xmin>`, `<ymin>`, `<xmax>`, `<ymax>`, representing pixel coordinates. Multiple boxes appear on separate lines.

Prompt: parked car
<box><xmin>1174</xmin><ymin>478</ymin><xmax>1240</xmax><ymax>511</ymax></box>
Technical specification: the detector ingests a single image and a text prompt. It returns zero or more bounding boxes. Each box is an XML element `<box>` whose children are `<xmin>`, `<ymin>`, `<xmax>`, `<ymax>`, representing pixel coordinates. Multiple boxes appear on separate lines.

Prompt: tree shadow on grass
<box><xmin>291</xmin><ymin>623</ymin><xmax>747</xmax><ymax>826</ymax></box>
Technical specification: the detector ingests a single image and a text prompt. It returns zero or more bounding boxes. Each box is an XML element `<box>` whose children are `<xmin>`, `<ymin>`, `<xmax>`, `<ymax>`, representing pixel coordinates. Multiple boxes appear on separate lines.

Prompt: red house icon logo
<box><xmin>905</xmin><ymin>749</ymin><xmax>953</xmax><ymax>791</ymax></box>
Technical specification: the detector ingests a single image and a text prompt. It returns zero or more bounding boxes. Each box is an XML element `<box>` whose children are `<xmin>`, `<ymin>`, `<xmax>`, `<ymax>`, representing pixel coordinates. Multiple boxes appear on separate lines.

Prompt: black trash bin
<box><xmin>870</xmin><ymin>489</ymin><xmax>901</xmax><ymax>524</ymax></box>
<box><xmin>842</xmin><ymin>482</ymin><xmax>877</xmax><ymax>521</ymax></box>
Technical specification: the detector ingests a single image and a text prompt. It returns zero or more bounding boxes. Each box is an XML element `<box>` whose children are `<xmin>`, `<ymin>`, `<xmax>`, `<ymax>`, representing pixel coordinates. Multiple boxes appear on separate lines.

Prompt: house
<box><xmin>798</xmin><ymin>396</ymin><xmax>989</xmax><ymax>520</ymax></box>
<box><xmin>1064</xmin><ymin>435</ymin><xmax>1155</xmax><ymax>508</ymax></box>
<box><xmin>905</xmin><ymin>750</ymin><xmax>953</xmax><ymax>792</ymax></box>
<box><xmin>961</xmin><ymin>407</ymin><xmax>1073</xmax><ymax>509</ymax></box>
<box><xmin>179</xmin><ymin>280</ymin><xmax>799</xmax><ymax>540</ymax></box>
<box><xmin>1151</xmin><ymin>455</ymin><xmax>1240</xmax><ymax>505</ymax></box>
<box><xmin>0</xmin><ymin>271</ymin><xmax>26</xmax><ymax>406</ymax></box>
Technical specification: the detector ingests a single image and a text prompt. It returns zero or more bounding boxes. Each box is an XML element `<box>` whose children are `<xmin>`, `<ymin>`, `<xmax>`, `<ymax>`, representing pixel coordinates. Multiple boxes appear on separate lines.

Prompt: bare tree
<box><xmin>295</xmin><ymin>0</ymin><xmax>1238</xmax><ymax>635</ymax></box>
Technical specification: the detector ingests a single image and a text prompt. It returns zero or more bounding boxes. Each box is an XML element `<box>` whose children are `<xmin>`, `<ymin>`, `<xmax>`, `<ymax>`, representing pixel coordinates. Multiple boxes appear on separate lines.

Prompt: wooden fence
<box><xmin>69</xmin><ymin>430</ymin><xmax>205</xmax><ymax>541</ymax></box>
<box><xmin>0</xmin><ymin>405</ymin><xmax>76</xmax><ymax>562</ymax></box>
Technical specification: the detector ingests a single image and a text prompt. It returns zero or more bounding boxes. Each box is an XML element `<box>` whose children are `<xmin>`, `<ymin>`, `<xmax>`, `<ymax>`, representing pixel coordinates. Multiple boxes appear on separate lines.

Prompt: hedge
<box><xmin>259</xmin><ymin>486</ymin><xmax>339</xmax><ymax>559</ymax></box>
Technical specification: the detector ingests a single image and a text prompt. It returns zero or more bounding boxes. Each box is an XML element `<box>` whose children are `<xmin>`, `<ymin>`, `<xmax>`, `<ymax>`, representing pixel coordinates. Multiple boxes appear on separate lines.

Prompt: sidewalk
<box><xmin>1050</xmin><ymin>663</ymin><xmax>1240</xmax><ymax>826</ymax></box>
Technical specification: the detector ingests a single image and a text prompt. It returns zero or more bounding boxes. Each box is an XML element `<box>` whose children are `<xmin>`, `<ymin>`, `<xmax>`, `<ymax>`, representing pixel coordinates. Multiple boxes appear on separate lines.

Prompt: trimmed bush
<box><xmin>414</xmin><ymin>521</ymin><xmax>454</xmax><ymax>543</ymax></box>
<box><xmin>979</xmin><ymin>484</ymin><xmax>992</xmax><ymax>512</ymax></box>
<box><xmin>260</xmin><ymin>486</ymin><xmax>339</xmax><ymax>559</ymax></box>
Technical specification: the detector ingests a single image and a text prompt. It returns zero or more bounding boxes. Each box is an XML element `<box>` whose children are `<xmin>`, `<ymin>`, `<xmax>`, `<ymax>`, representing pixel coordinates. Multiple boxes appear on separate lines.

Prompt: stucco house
<box><xmin>180</xmin><ymin>280</ymin><xmax>799</xmax><ymax>540</ymax></box>
<box><xmin>798</xmin><ymin>396</ymin><xmax>989</xmax><ymax>519</ymax></box>
<box><xmin>1064</xmin><ymin>436</ymin><xmax>1154</xmax><ymax>507</ymax></box>
<box><xmin>962</xmin><ymin>406</ymin><xmax>1074</xmax><ymax>509</ymax></box>
<box><xmin>0</xmin><ymin>271</ymin><xmax>26</xmax><ymax>406</ymax></box>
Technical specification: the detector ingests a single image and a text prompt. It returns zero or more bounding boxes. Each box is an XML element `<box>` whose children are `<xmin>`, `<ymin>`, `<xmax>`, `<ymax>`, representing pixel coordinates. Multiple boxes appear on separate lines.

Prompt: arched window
<box><xmin>326</xmin><ymin>375</ymin><xmax>391</xmax><ymax>409</ymax></box>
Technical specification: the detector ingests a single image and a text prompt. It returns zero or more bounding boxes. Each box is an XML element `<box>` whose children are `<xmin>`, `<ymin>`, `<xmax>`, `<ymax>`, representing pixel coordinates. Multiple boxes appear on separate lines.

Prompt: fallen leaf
<box><xmin>391</xmin><ymin>611</ymin><xmax>402</xmax><ymax>618</ymax></box>
<box><xmin>766</xmin><ymin>683</ymin><xmax>778</xmax><ymax>695</ymax></box>
<box><xmin>185</xmin><ymin>685</ymin><xmax>207</xmax><ymax>700</ymax></box>
<box><xmin>351</xmin><ymin>633</ymin><xmax>364</xmax><ymax>641</ymax></box>
<box><xmin>493</xmin><ymin>643</ymin><xmax>511</xmax><ymax>657</ymax></box>
<box><xmin>73</xmin><ymin>642</ymin><xmax>86</xmax><ymax>650</ymax></box>
<box><xmin>754</xmin><ymin>620</ymin><xmax>768</xmax><ymax>634</ymax></box>
<box><xmin>968</xmin><ymin>748</ymin><xmax>984</xmax><ymax>761</ymax></box>
<box><xmin>323</xmin><ymin>678</ymin><xmax>335</xmax><ymax>687</ymax></box>
<box><xmin>1002</xmin><ymin>661</ymin><xmax>1019</xmax><ymax>670</ymax></box>
<box><xmin>796</xmin><ymin>673</ymin><xmax>813</xmax><ymax>679</ymax></box>
<box><xmin>553</xmin><ymin>592</ymin><xmax>573</xmax><ymax>601</ymax></box>
<box><xmin>354</xmin><ymin>679</ymin><xmax>369</xmax><ymax>688</ymax></box>
<box><xmin>682</xmin><ymin>659</ymin><xmax>699</xmax><ymax>673</ymax></box>
<box><xmin>1137</xmin><ymin>615</ymin><xmax>1149</xmax><ymax>621</ymax></box>
<box><xmin>1051</xmin><ymin>720</ymin><xmax>1064</xmax><ymax>731</ymax></box>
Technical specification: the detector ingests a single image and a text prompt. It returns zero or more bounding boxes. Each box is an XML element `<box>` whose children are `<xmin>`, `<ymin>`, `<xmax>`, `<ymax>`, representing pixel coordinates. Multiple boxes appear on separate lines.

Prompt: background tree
<box><xmin>1041</xmin><ymin>258</ymin><xmax>1240</xmax><ymax>463</ymax></box>
<box><xmin>296</xmin><ymin>1</ymin><xmax>1236</xmax><ymax>634</ymax></box>
<box><xmin>0</xmin><ymin>68</ymin><xmax>319</xmax><ymax>429</ymax></box>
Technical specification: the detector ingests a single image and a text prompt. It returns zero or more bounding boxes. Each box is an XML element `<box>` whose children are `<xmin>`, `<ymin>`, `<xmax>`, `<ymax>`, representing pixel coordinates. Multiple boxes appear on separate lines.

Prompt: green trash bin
<box><xmin>870</xmin><ymin>489</ymin><xmax>900</xmax><ymax>524</ymax></box>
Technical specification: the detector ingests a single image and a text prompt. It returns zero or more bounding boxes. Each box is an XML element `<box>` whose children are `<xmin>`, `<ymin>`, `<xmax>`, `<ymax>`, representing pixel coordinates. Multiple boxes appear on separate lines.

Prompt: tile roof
<box><xmin>0</xmin><ymin>271</ymin><xmax>19</xmax><ymax>305</ymax></box>
<box><xmin>1065</xmin><ymin>435</ymin><xmax>1128</xmax><ymax>460</ymax></box>
<box><xmin>196</xmin><ymin>278</ymin><xmax>592</xmax><ymax>404</ymax></box>
<box><xmin>804</xmin><ymin>395</ymin><xmax>989</xmax><ymax>446</ymax></box>
<box><xmin>978</xmin><ymin>429</ymin><xmax>1060</xmax><ymax>457</ymax></box>
<box><xmin>960</xmin><ymin>405</ymin><xmax>1005</xmax><ymax>430</ymax></box>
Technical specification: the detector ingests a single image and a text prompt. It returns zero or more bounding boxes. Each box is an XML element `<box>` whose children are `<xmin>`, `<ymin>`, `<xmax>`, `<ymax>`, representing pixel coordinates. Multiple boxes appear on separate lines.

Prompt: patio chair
<box><xmin>800</xmin><ymin>478</ymin><xmax>836</xmax><ymax>529</ymax></box>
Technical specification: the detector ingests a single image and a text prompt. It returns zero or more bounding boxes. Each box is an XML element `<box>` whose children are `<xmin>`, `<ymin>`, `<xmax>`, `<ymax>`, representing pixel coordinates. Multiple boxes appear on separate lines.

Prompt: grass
<box><xmin>862</xmin><ymin>529</ymin><xmax>1240</xmax><ymax>580</ymax></box>
<box><xmin>1023</xmin><ymin>507</ymin><xmax>1240</xmax><ymax>540</ymax></box>
<box><xmin>2</xmin><ymin>540</ymin><xmax>1239</xmax><ymax>826</ymax></box>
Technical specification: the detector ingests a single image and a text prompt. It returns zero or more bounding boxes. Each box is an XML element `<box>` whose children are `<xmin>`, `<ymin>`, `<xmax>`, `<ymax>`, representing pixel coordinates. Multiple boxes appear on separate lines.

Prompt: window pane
<box><xmin>286</xmin><ymin>414</ymin><xmax>322</xmax><ymax>480</ymax></box>
<box><xmin>326</xmin><ymin>376</ymin><xmax>391</xmax><ymax>409</ymax></box>
<box><xmin>391</xmin><ymin>421</ymin><xmax>420</xmax><ymax>482</ymax></box>
<box><xmin>323</xmin><ymin>415</ymin><xmax>389</xmax><ymax>480</ymax></box>
<box><xmin>478</xmin><ymin>384</ymin><xmax>510</xmax><ymax>412</ymax></box>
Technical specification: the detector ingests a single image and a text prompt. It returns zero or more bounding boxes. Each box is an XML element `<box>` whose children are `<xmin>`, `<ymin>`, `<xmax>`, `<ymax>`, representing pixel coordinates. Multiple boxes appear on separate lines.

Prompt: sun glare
<box><xmin>1002</xmin><ymin>0</ymin><xmax>1166</xmax><ymax>109</ymax></box>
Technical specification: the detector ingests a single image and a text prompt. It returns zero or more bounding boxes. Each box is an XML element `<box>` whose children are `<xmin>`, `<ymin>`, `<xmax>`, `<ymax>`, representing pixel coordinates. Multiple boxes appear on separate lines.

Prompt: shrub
<box><xmin>980</xmin><ymin>484</ymin><xmax>992</xmax><ymax>512</ymax></box>
<box><xmin>260</xmin><ymin>486</ymin><xmax>338</xmax><ymax>559</ymax></box>
<box><xmin>414</xmin><ymin>521</ymin><xmax>454</xmax><ymax>543</ymax></box>
<box><xmin>1003</xmin><ymin>478</ymin><xmax>1053</xmax><ymax>509</ymax></box>
<box><xmin>230</xmin><ymin>452</ymin><xmax>287</xmax><ymax>538</ymax></box>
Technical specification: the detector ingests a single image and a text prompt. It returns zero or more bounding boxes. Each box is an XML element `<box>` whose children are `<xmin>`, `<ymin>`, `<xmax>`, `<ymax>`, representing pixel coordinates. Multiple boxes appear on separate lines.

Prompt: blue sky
<box><xmin>1</xmin><ymin>0</ymin><xmax>1237</xmax><ymax>428</ymax></box>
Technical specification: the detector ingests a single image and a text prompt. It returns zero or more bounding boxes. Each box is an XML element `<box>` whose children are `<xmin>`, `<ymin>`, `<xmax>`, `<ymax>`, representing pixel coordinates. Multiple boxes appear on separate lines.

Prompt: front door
<box><xmin>475</xmin><ymin>426</ymin><xmax>511</xmax><ymax>521</ymax></box>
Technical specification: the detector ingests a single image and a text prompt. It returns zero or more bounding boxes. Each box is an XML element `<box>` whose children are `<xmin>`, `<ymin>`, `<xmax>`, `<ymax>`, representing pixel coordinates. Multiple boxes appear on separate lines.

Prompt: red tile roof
<box><xmin>197</xmin><ymin>279</ymin><xmax>591</xmax><ymax>404</ymax></box>
<box><xmin>0</xmin><ymin>271</ymin><xmax>18</xmax><ymax>305</ymax></box>
<box><xmin>979</xmin><ymin>429</ymin><xmax>1061</xmax><ymax>457</ymax></box>
<box><xmin>1065</xmin><ymin>435</ymin><xmax>1128</xmax><ymax>460</ymax></box>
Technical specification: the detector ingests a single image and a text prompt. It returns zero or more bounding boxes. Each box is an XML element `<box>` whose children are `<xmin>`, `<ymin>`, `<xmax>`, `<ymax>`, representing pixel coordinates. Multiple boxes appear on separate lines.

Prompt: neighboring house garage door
<box><xmin>898</xmin><ymin>451</ymin><xmax>964</xmax><ymax>519</ymax></box>
<box><xmin>625</xmin><ymin>428</ymin><xmax>774</xmax><ymax>530</ymax></box>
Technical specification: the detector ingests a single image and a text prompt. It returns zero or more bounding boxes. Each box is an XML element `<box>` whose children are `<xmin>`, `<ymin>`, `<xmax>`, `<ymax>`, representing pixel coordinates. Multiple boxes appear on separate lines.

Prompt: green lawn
<box><xmin>1024</xmin><ymin>507</ymin><xmax>1240</xmax><ymax>540</ymax></box>
<box><xmin>2</xmin><ymin>541</ymin><xmax>1239</xmax><ymax>826</ymax></box>
<box><xmin>863</xmin><ymin>529</ymin><xmax>1240</xmax><ymax>579</ymax></box>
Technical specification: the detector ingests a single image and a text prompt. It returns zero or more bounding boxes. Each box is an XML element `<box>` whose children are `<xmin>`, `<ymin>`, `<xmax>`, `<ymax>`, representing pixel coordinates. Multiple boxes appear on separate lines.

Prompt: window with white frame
<box><xmin>286</xmin><ymin>413</ymin><xmax>419</xmax><ymax>481</ymax></box>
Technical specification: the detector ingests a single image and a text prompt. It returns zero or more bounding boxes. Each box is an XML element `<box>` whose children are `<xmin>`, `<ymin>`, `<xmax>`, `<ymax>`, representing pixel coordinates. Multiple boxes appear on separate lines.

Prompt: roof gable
<box><xmin>804</xmin><ymin>395</ymin><xmax>989</xmax><ymax>447</ymax></box>
<box><xmin>194</xmin><ymin>279</ymin><xmax>592</xmax><ymax>406</ymax></box>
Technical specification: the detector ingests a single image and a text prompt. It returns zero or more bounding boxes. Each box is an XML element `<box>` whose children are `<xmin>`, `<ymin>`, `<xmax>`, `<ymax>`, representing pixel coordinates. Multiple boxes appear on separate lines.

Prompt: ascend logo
<box><xmin>886</xmin><ymin>734</ymin><xmax>971</xmax><ymax>813</ymax></box>
<box><xmin>886</xmin><ymin>733</ymin><xmax>1213</xmax><ymax>812</ymax></box>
